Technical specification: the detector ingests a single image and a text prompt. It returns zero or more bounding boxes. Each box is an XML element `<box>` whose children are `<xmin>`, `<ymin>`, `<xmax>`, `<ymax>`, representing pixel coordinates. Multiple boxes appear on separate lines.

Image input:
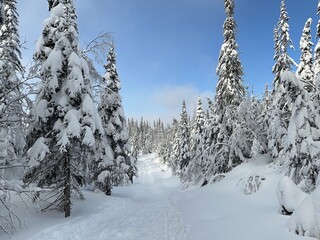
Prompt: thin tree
<box><xmin>95</xmin><ymin>42</ymin><xmax>136</xmax><ymax>194</ymax></box>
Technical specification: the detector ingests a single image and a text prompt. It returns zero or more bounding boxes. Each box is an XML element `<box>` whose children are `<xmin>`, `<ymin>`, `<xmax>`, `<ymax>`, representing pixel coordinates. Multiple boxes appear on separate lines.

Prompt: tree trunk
<box><xmin>64</xmin><ymin>150</ymin><xmax>71</xmax><ymax>218</ymax></box>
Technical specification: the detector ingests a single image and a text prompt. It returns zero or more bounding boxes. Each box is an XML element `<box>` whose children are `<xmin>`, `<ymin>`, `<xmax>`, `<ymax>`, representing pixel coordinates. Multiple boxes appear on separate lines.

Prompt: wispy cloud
<box><xmin>128</xmin><ymin>85</ymin><xmax>213</xmax><ymax>122</ymax></box>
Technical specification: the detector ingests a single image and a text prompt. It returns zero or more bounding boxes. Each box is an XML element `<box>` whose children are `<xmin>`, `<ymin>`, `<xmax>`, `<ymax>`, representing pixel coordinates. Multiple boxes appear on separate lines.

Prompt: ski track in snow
<box><xmin>21</xmin><ymin>154</ymin><xmax>191</xmax><ymax>240</ymax></box>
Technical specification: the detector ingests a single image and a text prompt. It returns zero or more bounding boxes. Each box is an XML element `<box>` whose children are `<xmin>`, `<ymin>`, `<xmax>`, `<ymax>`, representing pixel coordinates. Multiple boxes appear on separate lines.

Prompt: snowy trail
<box><xmin>12</xmin><ymin>153</ymin><xmax>191</xmax><ymax>240</ymax></box>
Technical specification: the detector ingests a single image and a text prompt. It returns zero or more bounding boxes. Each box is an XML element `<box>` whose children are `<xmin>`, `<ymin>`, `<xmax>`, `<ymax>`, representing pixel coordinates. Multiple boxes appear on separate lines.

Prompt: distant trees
<box><xmin>151</xmin><ymin>0</ymin><xmax>320</xmax><ymax>195</ymax></box>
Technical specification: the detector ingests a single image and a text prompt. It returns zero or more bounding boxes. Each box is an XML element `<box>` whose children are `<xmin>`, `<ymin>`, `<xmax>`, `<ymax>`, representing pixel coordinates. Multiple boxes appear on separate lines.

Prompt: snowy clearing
<box><xmin>6</xmin><ymin>154</ymin><xmax>315</xmax><ymax>240</ymax></box>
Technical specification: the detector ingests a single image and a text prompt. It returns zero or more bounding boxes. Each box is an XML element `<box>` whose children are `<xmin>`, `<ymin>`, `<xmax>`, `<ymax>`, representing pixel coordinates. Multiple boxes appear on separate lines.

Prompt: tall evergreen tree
<box><xmin>269</xmin><ymin>0</ymin><xmax>295</xmax><ymax>163</ymax></box>
<box><xmin>24</xmin><ymin>0</ymin><xmax>103</xmax><ymax>218</ymax></box>
<box><xmin>95</xmin><ymin>42</ymin><xmax>136</xmax><ymax>193</ymax></box>
<box><xmin>297</xmin><ymin>18</ymin><xmax>314</xmax><ymax>92</ymax></box>
<box><xmin>0</xmin><ymin>0</ymin><xmax>25</xmax><ymax>166</ymax></box>
<box><xmin>213</xmin><ymin>0</ymin><xmax>245</xmax><ymax>174</ymax></box>
<box><xmin>272</xmin><ymin>0</ymin><xmax>295</xmax><ymax>89</ymax></box>
<box><xmin>215</xmin><ymin>0</ymin><xmax>244</xmax><ymax>115</ymax></box>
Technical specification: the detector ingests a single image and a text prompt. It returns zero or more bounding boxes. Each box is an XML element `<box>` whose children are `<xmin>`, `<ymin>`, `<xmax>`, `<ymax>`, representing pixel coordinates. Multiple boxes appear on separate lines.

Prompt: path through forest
<box><xmin>12</xmin><ymin>154</ymin><xmax>191</xmax><ymax>240</ymax></box>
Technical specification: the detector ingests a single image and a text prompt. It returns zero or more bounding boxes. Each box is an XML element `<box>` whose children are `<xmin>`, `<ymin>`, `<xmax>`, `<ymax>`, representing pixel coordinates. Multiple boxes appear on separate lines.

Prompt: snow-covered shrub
<box><xmin>276</xmin><ymin>176</ymin><xmax>308</xmax><ymax>215</ymax></box>
<box><xmin>238</xmin><ymin>170</ymin><xmax>265</xmax><ymax>195</ymax></box>
<box><xmin>287</xmin><ymin>186</ymin><xmax>320</xmax><ymax>238</ymax></box>
<box><xmin>288</xmin><ymin>195</ymin><xmax>319</xmax><ymax>238</ymax></box>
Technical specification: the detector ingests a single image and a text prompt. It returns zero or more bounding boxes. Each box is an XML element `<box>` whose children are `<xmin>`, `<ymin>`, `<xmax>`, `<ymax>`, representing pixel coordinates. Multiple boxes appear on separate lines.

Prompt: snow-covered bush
<box><xmin>288</xmin><ymin>195</ymin><xmax>318</xmax><ymax>238</ymax></box>
<box><xmin>276</xmin><ymin>176</ymin><xmax>308</xmax><ymax>215</ymax></box>
<box><xmin>287</xmin><ymin>186</ymin><xmax>320</xmax><ymax>238</ymax></box>
<box><xmin>238</xmin><ymin>170</ymin><xmax>265</xmax><ymax>195</ymax></box>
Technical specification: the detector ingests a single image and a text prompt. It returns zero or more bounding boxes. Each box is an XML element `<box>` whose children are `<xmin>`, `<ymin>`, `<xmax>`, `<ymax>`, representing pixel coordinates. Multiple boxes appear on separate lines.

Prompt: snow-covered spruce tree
<box><xmin>278</xmin><ymin>71</ymin><xmax>320</xmax><ymax>192</ymax></box>
<box><xmin>230</xmin><ymin>96</ymin><xmax>261</xmax><ymax>161</ymax></box>
<box><xmin>23</xmin><ymin>0</ymin><xmax>103</xmax><ymax>218</ymax></box>
<box><xmin>272</xmin><ymin>0</ymin><xmax>295</xmax><ymax>89</ymax></box>
<box><xmin>315</xmin><ymin>1</ymin><xmax>320</xmax><ymax>78</ymax></box>
<box><xmin>0</xmin><ymin>0</ymin><xmax>3</xmax><ymax>25</ymax></box>
<box><xmin>297</xmin><ymin>18</ymin><xmax>315</xmax><ymax>92</ymax></box>
<box><xmin>0</xmin><ymin>0</ymin><xmax>25</xmax><ymax>167</ymax></box>
<box><xmin>128</xmin><ymin>119</ymin><xmax>140</xmax><ymax>159</ymax></box>
<box><xmin>186</xmin><ymin>98</ymin><xmax>207</xmax><ymax>185</ymax></box>
<box><xmin>256</xmin><ymin>84</ymin><xmax>271</xmax><ymax>154</ymax></box>
<box><xmin>197</xmin><ymin>98</ymin><xmax>220</xmax><ymax>184</ymax></box>
<box><xmin>169</xmin><ymin>119</ymin><xmax>180</xmax><ymax>175</ymax></box>
<box><xmin>269</xmin><ymin>0</ymin><xmax>295</xmax><ymax>163</ymax></box>
<box><xmin>95</xmin><ymin>42</ymin><xmax>136</xmax><ymax>194</ymax></box>
<box><xmin>178</xmin><ymin>100</ymin><xmax>190</xmax><ymax>180</ymax></box>
<box><xmin>214</xmin><ymin>0</ymin><xmax>245</xmax><ymax>173</ymax></box>
<box><xmin>0</xmin><ymin>0</ymin><xmax>26</xmax><ymax>234</ymax></box>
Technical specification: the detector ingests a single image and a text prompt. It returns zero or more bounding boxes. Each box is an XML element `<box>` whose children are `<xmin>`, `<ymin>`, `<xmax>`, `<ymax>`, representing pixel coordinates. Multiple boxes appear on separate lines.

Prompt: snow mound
<box><xmin>276</xmin><ymin>176</ymin><xmax>308</xmax><ymax>215</ymax></box>
<box><xmin>288</xmin><ymin>186</ymin><xmax>320</xmax><ymax>238</ymax></box>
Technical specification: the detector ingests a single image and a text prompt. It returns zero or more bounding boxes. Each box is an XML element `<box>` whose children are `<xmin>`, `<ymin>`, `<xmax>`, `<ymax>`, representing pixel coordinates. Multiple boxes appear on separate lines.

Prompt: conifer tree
<box><xmin>272</xmin><ymin>0</ymin><xmax>295</xmax><ymax>89</ymax></box>
<box><xmin>24</xmin><ymin>0</ymin><xmax>103</xmax><ymax>218</ymax></box>
<box><xmin>213</xmin><ymin>0</ymin><xmax>245</xmax><ymax>173</ymax></box>
<box><xmin>297</xmin><ymin>18</ymin><xmax>314</xmax><ymax>92</ymax></box>
<box><xmin>170</xmin><ymin>119</ymin><xmax>180</xmax><ymax>175</ymax></box>
<box><xmin>256</xmin><ymin>84</ymin><xmax>271</xmax><ymax>154</ymax></box>
<box><xmin>95</xmin><ymin>42</ymin><xmax>136</xmax><ymax>193</ymax></box>
<box><xmin>215</xmin><ymin>0</ymin><xmax>244</xmax><ymax>116</ymax></box>
<box><xmin>0</xmin><ymin>0</ymin><xmax>25</xmax><ymax>166</ymax></box>
<box><xmin>187</xmin><ymin>98</ymin><xmax>206</xmax><ymax>185</ymax></box>
<box><xmin>0</xmin><ymin>0</ymin><xmax>3</xmax><ymax>25</ymax></box>
<box><xmin>178</xmin><ymin>100</ymin><xmax>190</xmax><ymax>180</ymax></box>
<box><xmin>269</xmin><ymin>0</ymin><xmax>295</xmax><ymax>163</ymax></box>
<box><xmin>314</xmin><ymin>0</ymin><xmax>320</xmax><ymax>78</ymax></box>
<box><xmin>279</xmin><ymin>71</ymin><xmax>320</xmax><ymax>192</ymax></box>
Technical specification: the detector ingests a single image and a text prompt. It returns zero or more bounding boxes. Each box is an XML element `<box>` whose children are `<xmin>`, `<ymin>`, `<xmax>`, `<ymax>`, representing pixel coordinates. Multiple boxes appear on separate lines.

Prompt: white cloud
<box><xmin>147</xmin><ymin>84</ymin><xmax>213</xmax><ymax>123</ymax></box>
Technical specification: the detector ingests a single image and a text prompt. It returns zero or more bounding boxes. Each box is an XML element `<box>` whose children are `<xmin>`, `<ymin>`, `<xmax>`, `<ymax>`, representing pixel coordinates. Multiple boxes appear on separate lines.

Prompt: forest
<box><xmin>1</xmin><ymin>0</ymin><xmax>320</xmax><ymax>239</ymax></box>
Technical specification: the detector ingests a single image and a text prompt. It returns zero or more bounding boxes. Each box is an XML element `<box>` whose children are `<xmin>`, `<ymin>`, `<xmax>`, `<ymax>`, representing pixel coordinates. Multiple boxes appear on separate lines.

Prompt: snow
<box><xmin>288</xmin><ymin>194</ymin><xmax>318</xmax><ymax>238</ymax></box>
<box><xmin>276</xmin><ymin>176</ymin><xmax>308</xmax><ymax>214</ymax></box>
<box><xmin>287</xmin><ymin>186</ymin><xmax>320</xmax><ymax>238</ymax></box>
<box><xmin>6</xmin><ymin>154</ymin><xmax>314</xmax><ymax>240</ymax></box>
<box><xmin>27</xmin><ymin>137</ymin><xmax>50</xmax><ymax>167</ymax></box>
<box><xmin>35</xmin><ymin>100</ymin><xmax>51</xmax><ymax>122</ymax></box>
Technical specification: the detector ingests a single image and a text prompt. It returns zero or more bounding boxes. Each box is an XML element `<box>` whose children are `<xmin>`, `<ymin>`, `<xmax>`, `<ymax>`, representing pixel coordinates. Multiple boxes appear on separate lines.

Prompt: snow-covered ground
<box><xmin>5</xmin><ymin>154</ymin><xmax>315</xmax><ymax>240</ymax></box>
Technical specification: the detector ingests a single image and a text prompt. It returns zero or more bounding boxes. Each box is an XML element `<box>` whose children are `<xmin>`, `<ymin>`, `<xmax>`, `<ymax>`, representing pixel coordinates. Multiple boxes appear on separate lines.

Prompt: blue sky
<box><xmin>17</xmin><ymin>0</ymin><xmax>318</xmax><ymax>122</ymax></box>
